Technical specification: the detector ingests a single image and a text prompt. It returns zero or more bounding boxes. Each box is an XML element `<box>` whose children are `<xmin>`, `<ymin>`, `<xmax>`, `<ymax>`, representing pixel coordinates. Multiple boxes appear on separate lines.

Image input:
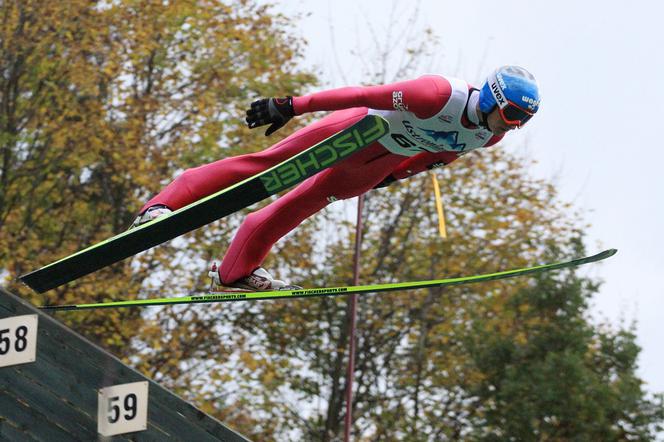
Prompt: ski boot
<box><xmin>208</xmin><ymin>264</ymin><xmax>302</xmax><ymax>291</ymax></box>
<box><xmin>129</xmin><ymin>204</ymin><xmax>172</xmax><ymax>229</ymax></box>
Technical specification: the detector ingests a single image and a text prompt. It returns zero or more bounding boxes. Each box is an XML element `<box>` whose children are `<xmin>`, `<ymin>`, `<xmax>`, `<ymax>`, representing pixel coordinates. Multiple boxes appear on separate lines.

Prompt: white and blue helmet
<box><xmin>479</xmin><ymin>66</ymin><xmax>541</xmax><ymax>126</ymax></box>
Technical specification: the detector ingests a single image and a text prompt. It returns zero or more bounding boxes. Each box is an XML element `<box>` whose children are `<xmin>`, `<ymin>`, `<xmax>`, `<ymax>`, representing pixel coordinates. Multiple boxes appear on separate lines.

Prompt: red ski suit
<box><xmin>142</xmin><ymin>75</ymin><xmax>502</xmax><ymax>283</ymax></box>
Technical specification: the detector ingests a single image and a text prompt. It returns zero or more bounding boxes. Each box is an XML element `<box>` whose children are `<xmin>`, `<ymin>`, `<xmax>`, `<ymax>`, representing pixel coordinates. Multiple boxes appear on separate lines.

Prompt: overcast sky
<box><xmin>268</xmin><ymin>0</ymin><xmax>664</xmax><ymax>396</ymax></box>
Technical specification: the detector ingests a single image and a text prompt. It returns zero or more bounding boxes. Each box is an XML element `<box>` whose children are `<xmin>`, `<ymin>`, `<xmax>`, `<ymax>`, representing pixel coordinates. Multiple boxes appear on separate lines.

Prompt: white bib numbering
<box><xmin>368</xmin><ymin>77</ymin><xmax>493</xmax><ymax>157</ymax></box>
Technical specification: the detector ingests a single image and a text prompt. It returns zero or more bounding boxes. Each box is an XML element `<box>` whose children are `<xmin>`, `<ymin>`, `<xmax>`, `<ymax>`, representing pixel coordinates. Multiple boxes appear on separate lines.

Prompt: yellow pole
<box><xmin>430</xmin><ymin>171</ymin><xmax>447</xmax><ymax>239</ymax></box>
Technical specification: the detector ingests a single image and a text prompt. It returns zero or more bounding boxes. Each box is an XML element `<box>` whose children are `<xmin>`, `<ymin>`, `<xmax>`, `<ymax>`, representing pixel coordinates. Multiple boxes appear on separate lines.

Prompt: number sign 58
<box><xmin>0</xmin><ymin>314</ymin><xmax>38</xmax><ymax>368</ymax></box>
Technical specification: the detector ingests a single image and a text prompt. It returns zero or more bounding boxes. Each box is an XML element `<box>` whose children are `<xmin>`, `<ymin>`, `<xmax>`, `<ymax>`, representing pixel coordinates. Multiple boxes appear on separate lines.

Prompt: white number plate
<box><xmin>0</xmin><ymin>314</ymin><xmax>38</xmax><ymax>368</ymax></box>
<box><xmin>97</xmin><ymin>381</ymin><xmax>149</xmax><ymax>436</ymax></box>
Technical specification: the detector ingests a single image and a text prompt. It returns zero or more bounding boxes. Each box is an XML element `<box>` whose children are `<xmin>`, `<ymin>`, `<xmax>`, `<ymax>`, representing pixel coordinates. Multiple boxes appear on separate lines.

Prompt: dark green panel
<box><xmin>0</xmin><ymin>390</ymin><xmax>76</xmax><ymax>442</ymax></box>
<box><xmin>0</xmin><ymin>367</ymin><xmax>97</xmax><ymax>440</ymax></box>
<box><xmin>0</xmin><ymin>418</ymin><xmax>40</xmax><ymax>442</ymax></box>
<box><xmin>0</xmin><ymin>287</ymin><xmax>251</xmax><ymax>442</ymax></box>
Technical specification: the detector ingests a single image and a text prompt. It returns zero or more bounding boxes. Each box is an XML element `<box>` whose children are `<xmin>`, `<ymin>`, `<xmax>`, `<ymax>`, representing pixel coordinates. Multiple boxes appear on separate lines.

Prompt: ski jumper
<box><xmin>141</xmin><ymin>75</ymin><xmax>504</xmax><ymax>284</ymax></box>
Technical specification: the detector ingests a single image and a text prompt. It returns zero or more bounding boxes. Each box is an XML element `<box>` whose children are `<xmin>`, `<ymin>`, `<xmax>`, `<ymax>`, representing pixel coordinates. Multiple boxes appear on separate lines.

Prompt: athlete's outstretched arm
<box><xmin>246</xmin><ymin>75</ymin><xmax>452</xmax><ymax>136</ymax></box>
<box><xmin>293</xmin><ymin>75</ymin><xmax>450</xmax><ymax>119</ymax></box>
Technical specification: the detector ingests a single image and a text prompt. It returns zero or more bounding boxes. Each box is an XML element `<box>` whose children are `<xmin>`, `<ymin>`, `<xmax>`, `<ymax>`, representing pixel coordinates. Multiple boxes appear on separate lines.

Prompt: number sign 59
<box><xmin>97</xmin><ymin>381</ymin><xmax>149</xmax><ymax>436</ymax></box>
<box><xmin>0</xmin><ymin>314</ymin><xmax>38</xmax><ymax>368</ymax></box>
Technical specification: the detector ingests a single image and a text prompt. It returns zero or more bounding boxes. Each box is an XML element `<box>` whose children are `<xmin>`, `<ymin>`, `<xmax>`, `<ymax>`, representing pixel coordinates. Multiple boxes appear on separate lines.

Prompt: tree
<box><xmin>0</xmin><ymin>1</ymin><xmax>314</xmax><ymax>437</ymax></box>
<box><xmin>465</xmin><ymin>241</ymin><xmax>664</xmax><ymax>441</ymax></box>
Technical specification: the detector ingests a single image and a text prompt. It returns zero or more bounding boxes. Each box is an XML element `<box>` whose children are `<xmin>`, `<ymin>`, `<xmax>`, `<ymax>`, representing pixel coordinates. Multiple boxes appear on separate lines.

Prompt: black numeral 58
<box><xmin>0</xmin><ymin>326</ymin><xmax>28</xmax><ymax>355</ymax></box>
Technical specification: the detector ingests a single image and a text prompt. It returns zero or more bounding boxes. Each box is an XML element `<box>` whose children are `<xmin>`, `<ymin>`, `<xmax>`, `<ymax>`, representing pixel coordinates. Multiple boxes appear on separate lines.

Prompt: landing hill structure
<box><xmin>0</xmin><ymin>287</ymin><xmax>250</xmax><ymax>441</ymax></box>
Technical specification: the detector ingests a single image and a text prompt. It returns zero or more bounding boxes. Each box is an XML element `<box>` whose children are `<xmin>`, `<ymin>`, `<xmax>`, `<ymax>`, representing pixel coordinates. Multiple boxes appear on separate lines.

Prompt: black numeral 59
<box><xmin>107</xmin><ymin>393</ymin><xmax>138</xmax><ymax>423</ymax></box>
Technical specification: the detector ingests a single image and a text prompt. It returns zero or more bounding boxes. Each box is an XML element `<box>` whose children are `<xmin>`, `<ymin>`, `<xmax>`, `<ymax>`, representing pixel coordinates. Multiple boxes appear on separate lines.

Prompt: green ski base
<box><xmin>20</xmin><ymin>115</ymin><xmax>389</xmax><ymax>294</ymax></box>
<box><xmin>41</xmin><ymin>249</ymin><xmax>617</xmax><ymax>311</ymax></box>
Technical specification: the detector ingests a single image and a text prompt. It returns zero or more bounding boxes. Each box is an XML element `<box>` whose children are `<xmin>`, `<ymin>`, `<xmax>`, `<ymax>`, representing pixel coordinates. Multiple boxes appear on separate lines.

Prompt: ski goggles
<box><xmin>497</xmin><ymin>101</ymin><xmax>535</xmax><ymax>127</ymax></box>
<box><xmin>488</xmin><ymin>71</ymin><xmax>537</xmax><ymax>127</ymax></box>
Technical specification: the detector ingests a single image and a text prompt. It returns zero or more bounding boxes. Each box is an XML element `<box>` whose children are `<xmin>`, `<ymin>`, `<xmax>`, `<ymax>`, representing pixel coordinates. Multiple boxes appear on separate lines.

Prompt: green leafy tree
<box><xmin>465</xmin><ymin>242</ymin><xmax>664</xmax><ymax>441</ymax></box>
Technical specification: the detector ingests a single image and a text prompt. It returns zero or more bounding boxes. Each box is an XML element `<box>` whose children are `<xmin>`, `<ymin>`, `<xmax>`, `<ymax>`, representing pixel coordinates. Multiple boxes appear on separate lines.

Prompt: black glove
<box><xmin>245</xmin><ymin>97</ymin><xmax>294</xmax><ymax>136</ymax></box>
<box><xmin>373</xmin><ymin>174</ymin><xmax>397</xmax><ymax>189</ymax></box>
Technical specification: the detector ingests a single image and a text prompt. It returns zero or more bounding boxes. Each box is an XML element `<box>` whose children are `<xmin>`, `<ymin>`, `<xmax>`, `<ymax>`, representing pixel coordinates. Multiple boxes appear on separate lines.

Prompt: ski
<box><xmin>19</xmin><ymin>115</ymin><xmax>389</xmax><ymax>293</ymax></box>
<box><xmin>40</xmin><ymin>248</ymin><xmax>617</xmax><ymax>311</ymax></box>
